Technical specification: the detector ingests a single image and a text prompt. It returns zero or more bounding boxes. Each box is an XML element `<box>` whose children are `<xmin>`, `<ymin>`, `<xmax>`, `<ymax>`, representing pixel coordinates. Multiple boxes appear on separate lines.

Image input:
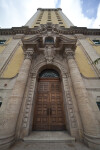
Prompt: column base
<box><xmin>0</xmin><ymin>135</ymin><xmax>15</xmax><ymax>150</ymax></box>
<box><xmin>84</xmin><ymin>133</ymin><xmax>100</xmax><ymax>150</ymax></box>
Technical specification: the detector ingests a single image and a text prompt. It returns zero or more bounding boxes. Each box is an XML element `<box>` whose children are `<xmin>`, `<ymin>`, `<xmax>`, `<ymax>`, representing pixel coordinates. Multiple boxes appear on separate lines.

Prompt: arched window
<box><xmin>39</xmin><ymin>69</ymin><xmax>59</xmax><ymax>78</ymax></box>
<box><xmin>45</xmin><ymin>37</ymin><xmax>54</xmax><ymax>44</ymax></box>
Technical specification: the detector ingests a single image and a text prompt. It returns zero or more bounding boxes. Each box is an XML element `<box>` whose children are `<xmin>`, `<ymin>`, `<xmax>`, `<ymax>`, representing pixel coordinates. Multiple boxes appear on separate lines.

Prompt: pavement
<box><xmin>8</xmin><ymin>141</ymin><xmax>92</xmax><ymax>150</ymax></box>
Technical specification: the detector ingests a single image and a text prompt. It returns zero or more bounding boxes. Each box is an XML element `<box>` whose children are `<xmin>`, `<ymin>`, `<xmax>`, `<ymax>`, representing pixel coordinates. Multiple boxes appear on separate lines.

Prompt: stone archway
<box><xmin>20</xmin><ymin>60</ymin><xmax>78</xmax><ymax>139</ymax></box>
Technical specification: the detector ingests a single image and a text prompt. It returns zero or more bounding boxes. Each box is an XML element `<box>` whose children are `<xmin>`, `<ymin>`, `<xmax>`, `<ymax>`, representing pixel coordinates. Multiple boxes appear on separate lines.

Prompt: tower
<box><xmin>25</xmin><ymin>8</ymin><xmax>73</xmax><ymax>28</ymax></box>
<box><xmin>0</xmin><ymin>8</ymin><xmax>100</xmax><ymax>150</ymax></box>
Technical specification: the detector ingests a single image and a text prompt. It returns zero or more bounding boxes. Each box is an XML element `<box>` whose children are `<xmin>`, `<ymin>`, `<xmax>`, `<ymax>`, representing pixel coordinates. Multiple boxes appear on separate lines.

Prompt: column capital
<box><xmin>65</xmin><ymin>48</ymin><xmax>74</xmax><ymax>60</ymax></box>
<box><xmin>24</xmin><ymin>48</ymin><xmax>34</xmax><ymax>60</ymax></box>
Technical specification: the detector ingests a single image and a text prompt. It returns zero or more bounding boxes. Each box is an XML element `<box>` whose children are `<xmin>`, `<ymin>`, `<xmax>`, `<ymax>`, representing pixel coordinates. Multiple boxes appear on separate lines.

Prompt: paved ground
<box><xmin>8</xmin><ymin>141</ymin><xmax>92</xmax><ymax>150</ymax></box>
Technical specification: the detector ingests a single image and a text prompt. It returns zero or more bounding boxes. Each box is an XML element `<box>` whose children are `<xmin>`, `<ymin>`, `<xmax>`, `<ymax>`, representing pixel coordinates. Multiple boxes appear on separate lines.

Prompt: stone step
<box><xmin>23</xmin><ymin>131</ymin><xmax>75</xmax><ymax>143</ymax></box>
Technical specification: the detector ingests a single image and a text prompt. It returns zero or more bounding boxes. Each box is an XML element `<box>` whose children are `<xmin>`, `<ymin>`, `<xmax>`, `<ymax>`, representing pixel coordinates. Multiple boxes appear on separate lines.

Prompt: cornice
<box><xmin>37</xmin><ymin>8</ymin><xmax>62</xmax><ymax>11</ymax></box>
<box><xmin>0</xmin><ymin>24</ymin><xmax>100</xmax><ymax>36</ymax></box>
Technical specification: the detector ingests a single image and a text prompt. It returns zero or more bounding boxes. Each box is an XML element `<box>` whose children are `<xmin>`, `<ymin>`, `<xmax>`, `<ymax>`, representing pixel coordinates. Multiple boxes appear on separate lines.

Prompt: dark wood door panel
<box><xmin>33</xmin><ymin>78</ymin><xmax>66</xmax><ymax>131</ymax></box>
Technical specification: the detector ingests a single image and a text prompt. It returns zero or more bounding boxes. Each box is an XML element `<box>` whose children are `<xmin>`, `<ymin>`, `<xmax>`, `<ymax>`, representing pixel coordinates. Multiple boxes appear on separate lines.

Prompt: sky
<box><xmin>0</xmin><ymin>0</ymin><xmax>100</xmax><ymax>29</ymax></box>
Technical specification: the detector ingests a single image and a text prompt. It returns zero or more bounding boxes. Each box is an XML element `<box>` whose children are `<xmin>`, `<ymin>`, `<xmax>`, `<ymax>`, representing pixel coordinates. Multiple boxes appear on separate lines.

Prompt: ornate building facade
<box><xmin>0</xmin><ymin>8</ymin><xmax>100</xmax><ymax>150</ymax></box>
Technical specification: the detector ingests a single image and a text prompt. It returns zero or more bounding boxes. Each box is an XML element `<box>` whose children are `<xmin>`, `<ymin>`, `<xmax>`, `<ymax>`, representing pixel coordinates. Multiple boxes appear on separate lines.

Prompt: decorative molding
<box><xmin>62</xmin><ymin>77</ymin><xmax>77</xmax><ymax>128</ymax></box>
<box><xmin>44</xmin><ymin>45</ymin><xmax>55</xmax><ymax>63</ymax></box>
<box><xmin>65</xmin><ymin>48</ymin><xmax>75</xmax><ymax>60</ymax></box>
<box><xmin>13</xmin><ymin>34</ymin><xmax>25</xmax><ymax>39</ymax></box>
<box><xmin>37</xmin><ymin>8</ymin><xmax>62</xmax><ymax>11</ymax></box>
<box><xmin>22</xmin><ymin>77</ymin><xmax>36</xmax><ymax>128</ymax></box>
<box><xmin>86</xmin><ymin>88</ymin><xmax>100</xmax><ymax>91</ymax></box>
<box><xmin>0</xmin><ymin>25</ymin><xmax>100</xmax><ymax>36</ymax></box>
<box><xmin>74</xmin><ymin>34</ymin><xmax>86</xmax><ymax>39</ymax></box>
<box><xmin>24</xmin><ymin>48</ymin><xmax>34</xmax><ymax>60</ymax></box>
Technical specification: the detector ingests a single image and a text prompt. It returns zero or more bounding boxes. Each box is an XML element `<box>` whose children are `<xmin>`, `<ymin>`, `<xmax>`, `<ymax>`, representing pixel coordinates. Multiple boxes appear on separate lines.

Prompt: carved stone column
<box><xmin>0</xmin><ymin>48</ymin><xmax>34</xmax><ymax>149</ymax></box>
<box><xmin>65</xmin><ymin>48</ymin><xmax>100</xmax><ymax>149</ymax></box>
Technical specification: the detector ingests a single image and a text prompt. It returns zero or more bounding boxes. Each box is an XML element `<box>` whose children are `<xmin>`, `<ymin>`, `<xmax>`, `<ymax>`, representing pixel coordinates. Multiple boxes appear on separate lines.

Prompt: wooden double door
<box><xmin>33</xmin><ymin>78</ymin><xmax>66</xmax><ymax>131</ymax></box>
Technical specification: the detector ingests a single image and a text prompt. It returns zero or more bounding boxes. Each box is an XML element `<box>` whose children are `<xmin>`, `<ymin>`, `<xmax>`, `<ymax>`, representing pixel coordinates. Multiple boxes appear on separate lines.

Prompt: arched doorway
<box><xmin>32</xmin><ymin>69</ymin><xmax>66</xmax><ymax>131</ymax></box>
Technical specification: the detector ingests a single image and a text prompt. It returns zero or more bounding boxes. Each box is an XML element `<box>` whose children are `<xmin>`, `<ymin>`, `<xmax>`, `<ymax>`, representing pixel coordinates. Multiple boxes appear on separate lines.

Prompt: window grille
<box><xmin>39</xmin><ymin>69</ymin><xmax>59</xmax><ymax>78</ymax></box>
<box><xmin>45</xmin><ymin>37</ymin><xmax>54</xmax><ymax>44</ymax></box>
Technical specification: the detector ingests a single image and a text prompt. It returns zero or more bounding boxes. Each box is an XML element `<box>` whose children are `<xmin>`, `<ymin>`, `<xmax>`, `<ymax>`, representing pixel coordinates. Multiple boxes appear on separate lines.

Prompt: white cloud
<box><xmin>0</xmin><ymin>0</ymin><xmax>100</xmax><ymax>29</ymax></box>
<box><xmin>0</xmin><ymin>0</ymin><xmax>57</xmax><ymax>28</ymax></box>
<box><xmin>60</xmin><ymin>0</ymin><xmax>100</xmax><ymax>29</ymax></box>
<box><xmin>92</xmin><ymin>3</ymin><xmax>100</xmax><ymax>28</ymax></box>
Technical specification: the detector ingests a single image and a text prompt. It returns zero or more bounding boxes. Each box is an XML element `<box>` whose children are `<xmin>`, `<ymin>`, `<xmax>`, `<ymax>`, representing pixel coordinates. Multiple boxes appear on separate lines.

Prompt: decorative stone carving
<box><xmin>24</xmin><ymin>48</ymin><xmax>34</xmax><ymax>60</ymax></box>
<box><xmin>65</xmin><ymin>48</ymin><xmax>75</xmax><ymax>60</ymax></box>
<box><xmin>74</xmin><ymin>34</ymin><xmax>85</xmax><ymax>39</ymax></box>
<box><xmin>44</xmin><ymin>46</ymin><xmax>55</xmax><ymax>63</ymax></box>
<box><xmin>62</xmin><ymin>77</ymin><xmax>77</xmax><ymax>129</ymax></box>
<box><xmin>22</xmin><ymin>77</ymin><xmax>36</xmax><ymax>129</ymax></box>
<box><xmin>1</xmin><ymin>24</ymin><xmax>100</xmax><ymax>35</ymax></box>
<box><xmin>13</xmin><ymin>34</ymin><xmax>25</xmax><ymax>39</ymax></box>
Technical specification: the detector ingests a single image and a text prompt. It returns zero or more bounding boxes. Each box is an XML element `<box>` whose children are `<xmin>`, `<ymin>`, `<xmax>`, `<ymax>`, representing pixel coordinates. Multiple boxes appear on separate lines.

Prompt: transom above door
<box><xmin>33</xmin><ymin>69</ymin><xmax>66</xmax><ymax>131</ymax></box>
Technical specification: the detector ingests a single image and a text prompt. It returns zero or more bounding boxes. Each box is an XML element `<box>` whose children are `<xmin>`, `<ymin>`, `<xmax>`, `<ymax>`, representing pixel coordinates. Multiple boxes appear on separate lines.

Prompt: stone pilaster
<box><xmin>65</xmin><ymin>48</ymin><xmax>100</xmax><ymax>149</ymax></box>
<box><xmin>0</xmin><ymin>48</ymin><xmax>34</xmax><ymax>149</ymax></box>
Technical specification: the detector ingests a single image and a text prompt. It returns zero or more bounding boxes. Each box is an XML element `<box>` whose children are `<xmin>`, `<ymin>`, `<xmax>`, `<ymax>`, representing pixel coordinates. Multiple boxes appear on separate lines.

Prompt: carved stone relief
<box><xmin>22</xmin><ymin>77</ymin><xmax>36</xmax><ymax>128</ymax></box>
<box><xmin>24</xmin><ymin>48</ymin><xmax>34</xmax><ymax>60</ymax></box>
<box><xmin>44</xmin><ymin>45</ymin><xmax>55</xmax><ymax>63</ymax></box>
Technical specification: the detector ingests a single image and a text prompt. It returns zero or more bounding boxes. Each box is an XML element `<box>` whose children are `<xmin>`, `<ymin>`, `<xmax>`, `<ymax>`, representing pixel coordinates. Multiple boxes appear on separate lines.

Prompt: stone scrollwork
<box><xmin>24</xmin><ymin>48</ymin><xmax>34</xmax><ymax>60</ymax></box>
<box><xmin>65</xmin><ymin>48</ymin><xmax>75</xmax><ymax>60</ymax></box>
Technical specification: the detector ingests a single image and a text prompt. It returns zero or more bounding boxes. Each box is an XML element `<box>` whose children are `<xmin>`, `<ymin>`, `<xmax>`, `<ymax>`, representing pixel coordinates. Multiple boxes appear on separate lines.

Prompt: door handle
<box><xmin>47</xmin><ymin>108</ymin><xmax>52</xmax><ymax>115</ymax></box>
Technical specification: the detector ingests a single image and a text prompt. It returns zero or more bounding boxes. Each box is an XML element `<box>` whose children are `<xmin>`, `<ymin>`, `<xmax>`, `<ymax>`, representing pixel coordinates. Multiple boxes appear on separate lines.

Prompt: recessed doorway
<box><xmin>32</xmin><ymin>69</ymin><xmax>66</xmax><ymax>131</ymax></box>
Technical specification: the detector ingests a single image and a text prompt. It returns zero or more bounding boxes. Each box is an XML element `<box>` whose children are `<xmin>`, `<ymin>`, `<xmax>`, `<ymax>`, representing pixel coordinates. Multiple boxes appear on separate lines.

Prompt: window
<box><xmin>0</xmin><ymin>40</ymin><xmax>6</xmax><ymax>45</ymax></box>
<box><xmin>59</xmin><ymin>22</ymin><xmax>63</xmax><ymax>24</ymax></box>
<box><xmin>34</xmin><ymin>26</ymin><xmax>38</xmax><ymax>28</ymax></box>
<box><xmin>96</xmin><ymin>102</ymin><xmax>100</xmax><ymax>110</ymax></box>
<box><xmin>39</xmin><ymin>69</ymin><xmax>59</xmax><ymax>78</ymax></box>
<box><xmin>92</xmin><ymin>40</ymin><xmax>100</xmax><ymax>45</ymax></box>
<box><xmin>60</xmin><ymin>26</ymin><xmax>65</xmax><ymax>28</ymax></box>
<box><xmin>45</xmin><ymin>37</ymin><xmax>54</xmax><ymax>44</ymax></box>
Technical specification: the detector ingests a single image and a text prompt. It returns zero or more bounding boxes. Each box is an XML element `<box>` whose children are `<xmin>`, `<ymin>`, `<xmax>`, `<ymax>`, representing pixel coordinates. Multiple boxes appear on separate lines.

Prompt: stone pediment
<box><xmin>22</xmin><ymin>27</ymin><xmax>77</xmax><ymax>49</ymax></box>
<box><xmin>22</xmin><ymin>24</ymin><xmax>77</xmax><ymax>59</ymax></box>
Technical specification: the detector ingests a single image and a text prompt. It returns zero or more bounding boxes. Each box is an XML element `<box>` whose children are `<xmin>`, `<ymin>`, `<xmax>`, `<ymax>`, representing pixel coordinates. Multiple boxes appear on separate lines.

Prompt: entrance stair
<box><xmin>23</xmin><ymin>131</ymin><xmax>75</xmax><ymax>143</ymax></box>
